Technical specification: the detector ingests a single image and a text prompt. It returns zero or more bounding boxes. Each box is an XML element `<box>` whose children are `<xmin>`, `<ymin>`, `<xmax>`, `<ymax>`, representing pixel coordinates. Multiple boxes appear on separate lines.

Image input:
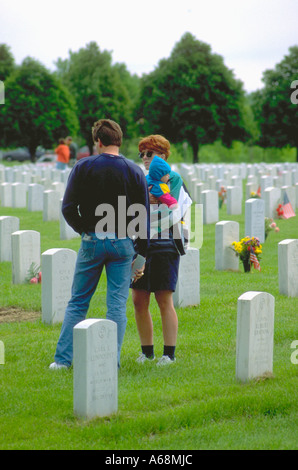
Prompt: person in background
<box><xmin>49</xmin><ymin>119</ymin><xmax>150</xmax><ymax>370</ymax></box>
<box><xmin>55</xmin><ymin>138</ymin><xmax>70</xmax><ymax>170</ymax></box>
<box><xmin>65</xmin><ymin>136</ymin><xmax>78</xmax><ymax>167</ymax></box>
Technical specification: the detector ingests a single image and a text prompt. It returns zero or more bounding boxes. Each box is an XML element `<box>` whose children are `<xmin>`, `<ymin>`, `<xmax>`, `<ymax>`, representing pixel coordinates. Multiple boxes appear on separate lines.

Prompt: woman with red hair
<box><xmin>132</xmin><ymin>134</ymin><xmax>192</xmax><ymax>366</ymax></box>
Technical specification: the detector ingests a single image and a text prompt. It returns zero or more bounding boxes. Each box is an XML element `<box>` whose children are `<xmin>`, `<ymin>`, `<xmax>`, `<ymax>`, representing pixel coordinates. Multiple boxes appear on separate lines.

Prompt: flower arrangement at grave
<box><xmin>265</xmin><ymin>217</ymin><xmax>280</xmax><ymax>239</ymax></box>
<box><xmin>218</xmin><ymin>186</ymin><xmax>227</xmax><ymax>208</ymax></box>
<box><xmin>26</xmin><ymin>262</ymin><xmax>42</xmax><ymax>284</ymax></box>
<box><xmin>250</xmin><ymin>186</ymin><xmax>261</xmax><ymax>199</ymax></box>
<box><xmin>276</xmin><ymin>204</ymin><xmax>284</xmax><ymax>219</ymax></box>
<box><xmin>231</xmin><ymin>236</ymin><xmax>262</xmax><ymax>272</ymax></box>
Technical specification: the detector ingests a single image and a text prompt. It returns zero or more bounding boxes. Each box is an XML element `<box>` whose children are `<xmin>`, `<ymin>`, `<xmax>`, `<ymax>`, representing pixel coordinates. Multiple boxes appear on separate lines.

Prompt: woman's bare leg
<box><xmin>154</xmin><ymin>290</ymin><xmax>178</xmax><ymax>346</ymax></box>
<box><xmin>132</xmin><ymin>289</ymin><xmax>153</xmax><ymax>346</ymax></box>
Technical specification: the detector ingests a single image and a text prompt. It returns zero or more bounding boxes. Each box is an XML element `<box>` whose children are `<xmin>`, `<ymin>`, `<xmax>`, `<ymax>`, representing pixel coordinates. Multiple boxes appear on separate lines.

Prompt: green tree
<box><xmin>0</xmin><ymin>44</ymin><xmax>15</xmax><ymax>81</ymax></box>
<box><xmin>113</xmin><ymin>62</ymin><xmax>141</xmax><ymax>137</ymax></box>
<box><xmin>251</xmin><ymin>45</ymin><xmax>298</xmax><ymax>162</ymax></box>
<box><xmin>0</xmin><ymin>58</ymin><xmax>79</xmax><ymax>161</ymax></box>
<box><xmin>137</xmin><ymin>33</ymin><xmax>250</xmax><ymax>163</ymax></box>
<box><xmin>55</xmin><ymin>42</ymin><xmax>136</xmax><ymax>154</ymax></box>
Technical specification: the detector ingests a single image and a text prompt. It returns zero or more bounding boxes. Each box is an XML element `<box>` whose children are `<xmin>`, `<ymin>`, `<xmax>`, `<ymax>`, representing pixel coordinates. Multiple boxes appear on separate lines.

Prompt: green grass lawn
<box><xmin>0</xmin><ymin>191</ymin><xmax>297</xmax><ymax>450</ymax></box>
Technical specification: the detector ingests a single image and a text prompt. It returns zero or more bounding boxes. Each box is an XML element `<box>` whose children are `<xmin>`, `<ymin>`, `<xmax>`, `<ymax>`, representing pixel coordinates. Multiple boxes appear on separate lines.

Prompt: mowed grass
<box><xmin>0</xmin><ymin>189</ymin><xmax>297</xmax><ymax>450</ymax></box>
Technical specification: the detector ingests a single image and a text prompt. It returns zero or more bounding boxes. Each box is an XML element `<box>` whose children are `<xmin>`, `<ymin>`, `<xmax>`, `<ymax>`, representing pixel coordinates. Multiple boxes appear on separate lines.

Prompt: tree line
<box><xmin>0</xmin><ymin>33</ymin><xmax>297</xmax><ymax>163</ymax></box>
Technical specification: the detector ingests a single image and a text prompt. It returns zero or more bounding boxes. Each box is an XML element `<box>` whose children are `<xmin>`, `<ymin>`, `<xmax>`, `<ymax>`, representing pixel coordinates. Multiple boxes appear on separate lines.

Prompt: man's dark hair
<box><xmin>92</xmin><ymin>119</ymin><xmax>123</xmax><ymax>147</ymax></box>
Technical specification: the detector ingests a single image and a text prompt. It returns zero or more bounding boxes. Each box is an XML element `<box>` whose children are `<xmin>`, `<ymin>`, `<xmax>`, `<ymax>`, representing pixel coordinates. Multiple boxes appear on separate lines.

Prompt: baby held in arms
<box><xmin>146</xmin><ymin>156</ymin><xmax>178</xmax><ymax>208</ymax></box>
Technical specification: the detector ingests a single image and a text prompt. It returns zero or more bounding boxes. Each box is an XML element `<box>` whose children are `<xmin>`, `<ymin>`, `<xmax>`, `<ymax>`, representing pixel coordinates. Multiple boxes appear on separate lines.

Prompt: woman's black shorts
<box><xmin>131</xmin><ymin>251</ymin><xmax>180</xmax><ymax>292</ymax></box>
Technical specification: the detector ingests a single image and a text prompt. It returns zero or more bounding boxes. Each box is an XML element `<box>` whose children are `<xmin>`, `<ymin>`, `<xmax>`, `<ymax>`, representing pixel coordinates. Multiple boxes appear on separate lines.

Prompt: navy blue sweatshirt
<box><xmin>62</xmin><ymin>153</ymin><xmax>150</xmax><ymax>257</ymax></box>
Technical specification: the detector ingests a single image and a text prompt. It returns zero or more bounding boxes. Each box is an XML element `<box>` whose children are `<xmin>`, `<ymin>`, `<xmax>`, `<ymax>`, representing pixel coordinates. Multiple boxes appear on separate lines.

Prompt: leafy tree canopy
<box><xmin>137</xmin><ymin>33</ymin><xmax>250</xmax><ymax>163</ymax></box>
<box><xmin>0</xmin><ymin>44</ymin><xmax>15</xmax><ymax>81</ymax></box>
<box><xmin>0</xmin><ymin>57</ymin><xmax>79</xmax><ymax>160</ymax></box>
<box><xmin>251</xmin><ymin>45</ymin><xmax>298</xmax><ymax>161</ymax></box>
<box><xmin>55</xmin><ymin>42</ymin><xmax>139</xmax><ymax>153</ymax></box>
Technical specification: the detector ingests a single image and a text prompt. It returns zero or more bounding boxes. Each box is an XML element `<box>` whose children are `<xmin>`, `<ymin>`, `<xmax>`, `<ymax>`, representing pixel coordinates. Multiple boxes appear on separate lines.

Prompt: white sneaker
<box><xmin>156</xmin><ymin>355</ymin><xmax>176</xmax><ymax>366</ymax></box>
<box><xmin>136</xmin><ymin>353</ymin><xmax>155</xmax><ymax>364</ymax></box>
<box><xmin>49</xmin><ymin>362</ymin><xmax>68</xmax><ymax>370</ymax></box>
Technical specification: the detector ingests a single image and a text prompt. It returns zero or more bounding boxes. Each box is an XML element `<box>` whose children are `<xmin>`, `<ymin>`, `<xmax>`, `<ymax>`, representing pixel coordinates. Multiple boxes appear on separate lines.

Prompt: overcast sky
<box><xmin>1</xmin><ymin>0</ymin><xmax>297</xmax><ymax>93</ymax></box>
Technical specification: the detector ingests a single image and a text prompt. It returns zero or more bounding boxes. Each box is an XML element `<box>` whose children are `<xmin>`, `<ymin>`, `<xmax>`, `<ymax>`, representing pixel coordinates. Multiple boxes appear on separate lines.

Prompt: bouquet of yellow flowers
<box><xmin>231</xmin><ymin>236</ymin><xmax>262</xmax><ymax>272</ymax></box>
<box><xmin>250</xmin><ymin>191</ymin><xmax>260</xmax><ymax>198</ymax></box>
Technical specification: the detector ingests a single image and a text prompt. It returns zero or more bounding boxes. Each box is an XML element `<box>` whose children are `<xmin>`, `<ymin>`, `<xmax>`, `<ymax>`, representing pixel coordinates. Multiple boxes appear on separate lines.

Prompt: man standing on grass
<box><xmin>49</xmin><ymin>119</ymin><xmax>149</xmax><ymax>369</ymax></box>
<box><xmin>65</xmin><ymin>136</ymin><xmax>78</xmax><ymax>167</ymax></box>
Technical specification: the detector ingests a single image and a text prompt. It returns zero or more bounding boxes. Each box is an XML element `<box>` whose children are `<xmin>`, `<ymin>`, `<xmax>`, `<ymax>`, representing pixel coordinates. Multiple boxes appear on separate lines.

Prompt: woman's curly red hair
<box><xmin>138</xmin><ymin>135</ymin><xmax>171</xmax><ymax>159</ymax></box>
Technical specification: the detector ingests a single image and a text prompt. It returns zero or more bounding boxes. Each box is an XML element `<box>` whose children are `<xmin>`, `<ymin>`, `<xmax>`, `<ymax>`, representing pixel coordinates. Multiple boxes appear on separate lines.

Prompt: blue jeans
<box><xmin>56</xmin><ymin>161</ymin><xmax>68</xmax><ymax>170</ymax></box>
<box><xmin>54</xmin><ymin>233</ymin><xmax>135</xmax><ymax>367</ymax></box>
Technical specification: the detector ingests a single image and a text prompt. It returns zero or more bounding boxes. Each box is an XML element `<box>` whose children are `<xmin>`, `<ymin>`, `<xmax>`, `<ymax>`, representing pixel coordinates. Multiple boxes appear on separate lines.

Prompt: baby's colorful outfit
<box><xmin>146</xmin><ymin>156</ymin><xmax>178</xmax><ymax>208</ymax></box>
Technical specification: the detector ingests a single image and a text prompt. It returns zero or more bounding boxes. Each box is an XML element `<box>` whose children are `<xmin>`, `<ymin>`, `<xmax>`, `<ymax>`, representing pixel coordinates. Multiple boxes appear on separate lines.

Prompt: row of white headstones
<box><xmin>0</xmin><ymin>162</ymin><xmax>297</xmax><ymax>419</ymax></box>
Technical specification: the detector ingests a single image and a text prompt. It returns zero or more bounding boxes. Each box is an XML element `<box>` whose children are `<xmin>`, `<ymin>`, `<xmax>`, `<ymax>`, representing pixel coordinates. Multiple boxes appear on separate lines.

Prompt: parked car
<box><xmin>2</xmin><ymin>148</ymin><xmax>31</xmax><ymax>162</ymax></box>
<box><xmin>36</xmin><ymin>153</ymin><xmax>56</xmax><ymax>167</ymax></box>
<box><xmin>2</xmin><ymin>146</ymin><xmax>45</xmax><ymax>162</ymax></box>
<box><xmin>77</xmin><ymin>146</ymin><xmax>91</xmax><ymax>161</ymax></box>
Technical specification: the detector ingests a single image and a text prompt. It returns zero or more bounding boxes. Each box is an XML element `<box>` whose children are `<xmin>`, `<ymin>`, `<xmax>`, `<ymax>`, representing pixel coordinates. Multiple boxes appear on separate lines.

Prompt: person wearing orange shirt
<box><xmin>55</xmin><ymin>138</ymin><xmax>70</xmax><ymax>170</ymax></box>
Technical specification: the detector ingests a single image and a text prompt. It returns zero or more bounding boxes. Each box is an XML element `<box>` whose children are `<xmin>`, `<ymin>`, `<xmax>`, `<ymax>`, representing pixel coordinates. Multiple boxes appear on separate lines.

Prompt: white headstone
<box><xmin>11</xmin><ymin>230</ymin><xmax>40</xmax><ymax>284</ymax></box>
<box><xmin>4</xmin><ymin>168</ymin><xmax>13</xmax><ymax>182</ymax></box>
<box><xmin>28</xmin><ymin>184</ymin><xmax>44</xmax><ymax>211</ymax></box>
<box><xmin>246</xmin><ymin>182</ymin><xmax>258</xmax><ymax>200</ymax></box>
<box><xmin>231</xmin><ymin>175</ymin><xmax>241</xmax><ymax>188</ymax></box>
<box><xmin>21</xmin><ymin>171</ymin><xmax>31</xmax><ymax>186</ymax></box>
<box><xmin>245</xmin><ymin>198</ymin><xmax>265</xmax><ymax>243</ymax></box>
<box><xmin>264</xmin><ymin>187</ymin><xmax>281</xmax><ymax>219</ymax></box>
<box><xmin>51</xmin><ymin>168</ymin><xmax>63</xmax><ymax>182</ymax></box>
<box><xmin>278</xmin><ymin>239</ymin><xmax>298</xmax><ymax>297</ymax></box>
<box><xmin>41</xmin><ymin>167</ymin><xmax>52</xmax><ymax>179</ymax></box>
<box><xmin>281</xmin><ymin>186</ymin><xmax>296</xmax><ymax>213</ymax></box>
<box><xmin>0</xmin><ymin>182</ymin><xmax>12</xmax><ymax>207</ymax></box>
<box><xmin>194</xmin><ymin>182</ymin><xmax>205</xmax><ymax>204</ymax></box>
<box><xmin>207</xmin><ymin>175</ymin><xmax>216</xmax><ymax>190</ymax></box>
<box><xmin>40</xmin><ymin>178</ymin><xmax>52</xmax><ymax>190</ymax></box>
<box><xmin>11</xmin><ymin>182</ymin><xmax>27</xmax><ymax>208</ymax></box>
<box><xmin>41</xmin><ymin>248</ymin><xmax>77</xmax><ymax>324</ymax></box>
<box><xmin>30</xmin><ymin>174</ymin><xmax>39</xmax><ymax>184</ymax></box>
<box><xmin>0</xmin><ymin>340</ymin><xmax>4</xmax><ymax>365</ymax></box>
<box><xmin>201</xmin><ymin>190</ymin><xmax>219</xmax><ymax>224</ymax></box>
<box><xmin>61</xmin><ymin>169</ymin><xmax>71</xmax><ymax>185</ymax></box>
<box><xmin>282</xmin><ymin>171</ymin><xmax>291</xmax><ymax>186</ymax></box>
<box><xmin>12</xmin><ymin>168</ymin><xmax>22</xmax><ymax>182</ymax></box>
<box><xmin>215</xmin><ymin>221</ymin><xmax>239</xmax><ymax>271</ymax></box>
<box><xmin>190</xmin><ymin>177</ymin><xmax>198</xmax><ymax>199</ymax></box>
<box><xmin>260</xmin><ymin>175</ymin><xmax>273</xmax><ymax>199</ymax></box>
<box><xmin>43</xmin><ymin>190</ymin><xmax>61</xmax><ymax>221</ymax></box>
<box><xmin>0</xmin><ymin>167</ymin><xmax>5</xmax><ymax>183</ymax></box>
<box><xmin>59</xmin><ymin>199</ymin><xmax>79</xmax><ymax>240</ymax></box>
<box><xmin>227</xmin><ymin>186</ymin><xmax>242</xmax><ymax>215</ymax></box>
<box><xmin>247</xmin><ymin>174</ymin><xmax>257</xmax><ymax>184</ymax></box>
<box><xmin>0</xmin><ymin>215</ymin><xmax>20</xmax><ymax>261</ymax></box>
<box><xmin>173</xmin><ymin>247</ymin><xmax>200</xmax><ymax>307</ymax></box>
<box><xmin>51</xmin><ymin>181</ymin><xmax>65</xmax><ymax>198</ymax></box>
<box><xmin>73</xmin><ymin>318</ymin><xmax>118</xmax><ymax>420</ymax></box>
<box><xmin>236</xmin><ymin>291</ymin><xmax>274</xmax><ymax>382</ymax></box>
<box><xmin>203</xmin><ymin>168</ymin><xmax>210</xmax><ymax>181</ymax></box>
